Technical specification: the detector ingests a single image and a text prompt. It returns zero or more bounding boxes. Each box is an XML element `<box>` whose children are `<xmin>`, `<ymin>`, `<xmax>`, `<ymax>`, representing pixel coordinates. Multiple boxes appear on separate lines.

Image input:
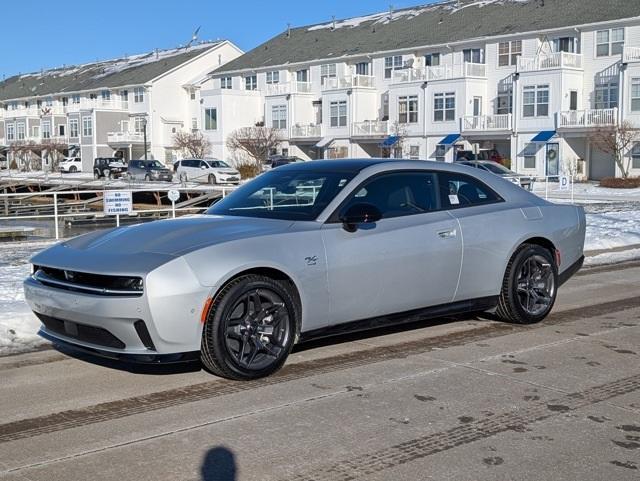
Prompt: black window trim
<box><xmin>325</xmin><ymin>169</ymin><xmax>505</xmax><ymax>224</ymax></box>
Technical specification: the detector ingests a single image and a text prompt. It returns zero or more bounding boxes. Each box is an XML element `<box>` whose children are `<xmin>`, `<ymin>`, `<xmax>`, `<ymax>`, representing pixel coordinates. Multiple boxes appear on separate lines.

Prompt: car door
<box><xmin>321</xmin><ymin>171</ymin><xmax>463</xmax><ymax>325</ymax></box>
<box><xmin>180</xmin><ymin>159</ymin><xmax>194</xmax><ymax>180</ymax></box>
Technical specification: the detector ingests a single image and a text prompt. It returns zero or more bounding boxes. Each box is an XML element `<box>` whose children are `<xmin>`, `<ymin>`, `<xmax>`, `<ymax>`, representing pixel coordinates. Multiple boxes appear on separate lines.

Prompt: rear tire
<box><xmin>93</xmin><ymin>170</ymin><xmax>100</xmax><ymax>179</ymax></box>
<box><xmin>201</xmin><ymin>275</ymin><xmax>298</xmax><ymax>380</ymax></box>
<box><xmin>495</xmin><ymin>244</ymin><xmax>558</xmax><ymax>324</ymax></box>
<box><xmin>144</xmin><ymin>174</ymin><xmax>151</xmax><ymax>182</ymax></box>
<box><xmin>208</xmin><ymin>174</ymin><xmax>217</xmax><ymax>185</ymax></box>
<box><xmin>69</xmin><ymin>166</ymin><xmax>77</xmax><ymax>173</ymax></box>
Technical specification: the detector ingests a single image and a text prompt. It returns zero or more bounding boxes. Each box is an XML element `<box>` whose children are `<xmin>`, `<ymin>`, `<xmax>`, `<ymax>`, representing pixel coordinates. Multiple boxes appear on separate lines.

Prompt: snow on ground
<box><xmin>585</xmin><ymin>248</ymin><xmax>640</xmax><ymax>267</ymax></box>
<box><xmin>585</xmin><ymin>210</ymin><xmax>640</xmax><ymax>251</ymax></box>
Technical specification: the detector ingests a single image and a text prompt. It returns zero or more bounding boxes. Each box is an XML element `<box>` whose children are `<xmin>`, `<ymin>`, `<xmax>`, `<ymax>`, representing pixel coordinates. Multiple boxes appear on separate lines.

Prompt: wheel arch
<box><xmin>207</xmin><ymin>266</ymin><xmax>304</xmax><ymax>338</ymax></box>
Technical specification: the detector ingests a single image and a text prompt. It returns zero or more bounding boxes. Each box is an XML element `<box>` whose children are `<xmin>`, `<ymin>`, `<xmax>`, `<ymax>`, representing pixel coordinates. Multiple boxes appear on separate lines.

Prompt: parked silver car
<box><xmin>458</xmin><ymin>160</ymin><xmax>535</xmax><ymax>191</ymax></box>
<box><xmin>175</xmin><ymin>158</ymin><xmax>241</xmax><ymax>185</ymax></box>
<box><xmin>25</xmin><ymin>159</ymin><xmax>585</xmax><ymax>380</ymax></box>
<box><xmin>127</xmin><ymin>160</ymin><xmax>173</xmax><ymax>182</ymax></box>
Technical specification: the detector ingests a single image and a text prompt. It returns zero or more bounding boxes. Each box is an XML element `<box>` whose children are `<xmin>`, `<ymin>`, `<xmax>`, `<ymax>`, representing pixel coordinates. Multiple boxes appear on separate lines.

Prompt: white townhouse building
<box><xmin>196</xmin><ymin>0</ymin><xmax>640</xmax><ymax>180</ymax></box>
<box><xmin>0</xmin><ymin>41</ymin><xmax>242</xmax><ymax>172</ymax></box>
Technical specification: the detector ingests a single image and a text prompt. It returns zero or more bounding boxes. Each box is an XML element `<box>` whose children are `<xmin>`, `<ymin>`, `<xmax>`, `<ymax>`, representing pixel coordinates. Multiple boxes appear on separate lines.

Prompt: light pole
<box><xmin>142</xmin><ymin>117</ymin><xmax>148</xmax><ymax>161</ymax></box>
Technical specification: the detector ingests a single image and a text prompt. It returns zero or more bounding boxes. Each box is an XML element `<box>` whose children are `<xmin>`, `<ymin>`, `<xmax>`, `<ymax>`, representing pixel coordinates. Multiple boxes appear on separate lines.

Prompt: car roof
<box><xmin>276</xmin><ymin>158</ymin><xmax>395</xmax><ymax>173</ymax></box>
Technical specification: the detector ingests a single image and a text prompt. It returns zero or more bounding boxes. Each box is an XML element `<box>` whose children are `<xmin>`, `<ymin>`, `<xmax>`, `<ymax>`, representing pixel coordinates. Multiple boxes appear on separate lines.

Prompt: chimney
<box><xmin>286</xmin><ymin>23</ymin><xmax>291</xmax><ymax>38</ymax></box>
<box><xmin>331</xmin><ymin>16</ymin><xmax>336</xmax><ymax>30</ymax></box>
<box><xmin>389</xmin><ymin>4</ymin><xmax>394</xmax><ymax>21</ymax></box>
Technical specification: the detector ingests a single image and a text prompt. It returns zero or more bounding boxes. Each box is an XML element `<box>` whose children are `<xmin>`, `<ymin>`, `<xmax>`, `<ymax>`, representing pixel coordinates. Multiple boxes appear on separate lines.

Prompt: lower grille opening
<box><xmin>36</xmin><ymin>313</ymin><xmax>126</xmax><ymax>349</ymax></box>
<box><xmin>134</xmin><ymin>320</ymin><xmax>156</xmax><ymax>351</ymax></box>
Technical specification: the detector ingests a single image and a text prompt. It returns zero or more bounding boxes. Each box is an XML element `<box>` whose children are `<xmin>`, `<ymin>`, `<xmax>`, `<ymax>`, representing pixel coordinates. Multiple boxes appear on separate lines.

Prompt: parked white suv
<box><xmin>59</xmin><ymin>157</ymin><xmax>82</xmax><ymax>173</ymax></box>
<box><xmin>174</xmin><ymin>158</ymin><xmax>241</xmax><ymax>185</ymax></box>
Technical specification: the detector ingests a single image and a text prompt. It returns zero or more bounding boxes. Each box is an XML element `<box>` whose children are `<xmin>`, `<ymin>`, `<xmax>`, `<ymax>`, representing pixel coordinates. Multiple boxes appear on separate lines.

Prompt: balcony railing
<box><xmin>392</xmin><ymin>68</ymin><xmax>428</xmax><ymax>83</ymax></box>
<box><xmin>322</xmin><ymin>75</ymin><xmax>375</xmax><ymax>90</ymax></box>
<box><xmin>462</xmin><ymin>114</ymin><xmax>512</xmax><ymax>131</ymax></box>
<box><xmin>623</xmin><ymin>46</ymin><xmax>640</xmax><ymax>63</ymax></box>
<box><xmin>265</xmin><ymin>81</ymin><xmax>313</xmax><ymax>96</ymax></box>
<box><xmin>558</xmin><ymin>108</ymin><xmax>617</xmax><ymax>129</ymax></box>
<box><xmin>107</xmin><ymin>131</ymin><xmax>145</xmax><ymax>143</ymax></box>
<box><xmin>517</xmin><ymin>52</ymin><xmax>583</xmax><ymax>72</ymax></box>
<box><xmin>352</xmin><ymin>120</ymin><xmax>389</xmax><ymax>137</ymax></box>
<box><xmin>290</xmin><ymin>124</ymin><xmax>322</xmax><ymax>138</ymax></box>
<box><xmin>426</xmin><ymin>62</ymin><xmax>487</xmax><ymax>81</ymax></box>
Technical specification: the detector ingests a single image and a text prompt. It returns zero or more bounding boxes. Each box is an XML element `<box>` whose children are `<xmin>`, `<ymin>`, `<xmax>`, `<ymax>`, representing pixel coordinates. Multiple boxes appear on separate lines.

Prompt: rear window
<box><xmin>438</xmin><ymin>172</ymin><xmax>502</xmax><ymax>209</ymax></box>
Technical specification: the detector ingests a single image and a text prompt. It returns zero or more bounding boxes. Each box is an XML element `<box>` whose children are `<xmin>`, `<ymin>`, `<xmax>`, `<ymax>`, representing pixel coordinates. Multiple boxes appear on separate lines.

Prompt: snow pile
<box><xmin>585</xmin><ymin>210</ymin><xmax>640</xmax><ymax>251</ymax></box>
<box><xmin>0</xmin><ymin>241</ymin><xmax>54</xmax><ymax>354</ymax></box>
<box><xmin>585</xmin><ymin>248</ymin><xmax>640</xmax><ymax>267</ymax></box>
<box><xmin>307</xmin><ymin>0</ymin><xmax>530</xmax><ymax>31</ymax></box>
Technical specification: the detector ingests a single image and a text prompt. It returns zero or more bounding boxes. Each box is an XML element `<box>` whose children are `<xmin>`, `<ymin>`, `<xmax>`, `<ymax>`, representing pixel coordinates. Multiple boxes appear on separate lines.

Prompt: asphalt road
<box><xmin>1</xmin><ymin>262</ymin><xmax>640</xmax><ymax>481</ymax></box>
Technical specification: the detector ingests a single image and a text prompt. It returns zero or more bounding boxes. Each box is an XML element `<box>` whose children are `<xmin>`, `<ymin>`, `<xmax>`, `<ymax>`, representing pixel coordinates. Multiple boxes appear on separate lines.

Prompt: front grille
<box><xmin>32</xmin><ymin>266</ymin><xmax>143</xmax><ymax>297</ymax></box>
<box><xmin>37</xmin><ymin>313</ymin><xmax>126</xmax><ymax>349</ymax></box>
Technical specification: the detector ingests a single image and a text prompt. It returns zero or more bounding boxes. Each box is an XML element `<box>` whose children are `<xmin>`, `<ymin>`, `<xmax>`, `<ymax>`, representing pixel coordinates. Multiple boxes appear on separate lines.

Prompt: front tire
<box><xmin>208</xmin><ymin>174</ymin><xmax>217</xmax><ymax>185</ymax></box>
<box><xmin>69</xmin><ymin>166</ymin><xmax>77</xmax><ymax>173</ymax></box>
<box><xmin>201</xmin><ymin>275</ymin><xmax>298</xmax><ymax>380</ymax></box>
<box><xmin>496</xmin><ymin>244</ymin><xmax>558</xmax><ymax>324</ymax></box>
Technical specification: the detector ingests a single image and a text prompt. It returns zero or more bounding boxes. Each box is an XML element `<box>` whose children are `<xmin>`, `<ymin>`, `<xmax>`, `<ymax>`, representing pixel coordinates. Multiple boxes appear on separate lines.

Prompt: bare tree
<box><xmin>380</xmin><ymin>121</ymin><xmax>408</xmax><ymax>158</ymax></box>
<box><xmin>226</xmin><ymin>126</ymin><xmax>282</xmax><ymax>164</ymax></box>
<box><xmin>173</xmin><ymin>131</ymin><xmax>212</xmax><ymax>159</ymax></box>
<box><xmin>589</xmin><ymin>120</ymin><xmax>640</xmax><ymax>179</ymax></box>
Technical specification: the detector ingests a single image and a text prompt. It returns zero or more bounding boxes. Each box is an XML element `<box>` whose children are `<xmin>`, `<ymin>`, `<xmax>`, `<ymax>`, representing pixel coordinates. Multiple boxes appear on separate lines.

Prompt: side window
<box><xmin>200</xmin><ymin>161</ymin><xmax>208</xmax><ymax>168</ymax></box>
<box><xmin>438</xmin><ymin>172</ymin><xmax>502</xmax><ymax>209</ymax></box>
<box><xmin>341</xmin><ymin>172</ymin><xmax>439</xmax><ymax>220</ymax></box>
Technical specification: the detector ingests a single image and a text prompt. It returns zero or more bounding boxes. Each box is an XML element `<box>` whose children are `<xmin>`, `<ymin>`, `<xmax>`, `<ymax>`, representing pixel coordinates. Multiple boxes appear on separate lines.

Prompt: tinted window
<box><xmin>199</xmin><ymin>161</ymin><xmax>208</xmax><ymax>168</ymax></box>
<box><xmin>341</xmin><ymin>172</ymin><xmax>439</xmax><ymax>220</ymax></box>
<box><xmin>438</xmin><ymin>172</ymin><xmax>502</xmax><ymax>209</ymax></box>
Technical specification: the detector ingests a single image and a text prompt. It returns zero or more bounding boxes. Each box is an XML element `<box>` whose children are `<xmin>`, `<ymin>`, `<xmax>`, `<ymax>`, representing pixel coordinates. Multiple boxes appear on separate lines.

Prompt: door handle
<box><xmin>437</xmin><ymin>228</ymin><xmax>457</xmax><ymax>239</ymax></box>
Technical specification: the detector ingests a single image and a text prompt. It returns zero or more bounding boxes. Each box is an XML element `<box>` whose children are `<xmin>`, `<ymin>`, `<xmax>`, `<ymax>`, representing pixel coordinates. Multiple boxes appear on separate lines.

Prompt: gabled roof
<box><xmin>215</xmin><ymin>0</ymin><xmax>640</xmax><ymax>74</ymax></box>
<box><xmin>0</xmin><ymin>41</ymin><xmax>225</xmax><ymax>101</ymax></box>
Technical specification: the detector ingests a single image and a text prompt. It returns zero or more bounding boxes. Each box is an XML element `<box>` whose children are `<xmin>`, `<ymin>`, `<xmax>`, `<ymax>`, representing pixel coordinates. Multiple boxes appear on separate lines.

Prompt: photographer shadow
<box><xmin>200</xmin><ymin>446</ymin><xmax>237</xmax><ymax>481</ymax></box>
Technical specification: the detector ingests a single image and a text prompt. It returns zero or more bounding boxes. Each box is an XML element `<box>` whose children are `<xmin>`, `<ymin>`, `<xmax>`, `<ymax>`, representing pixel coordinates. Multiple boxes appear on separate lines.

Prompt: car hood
<box><xmin>30</xmin><ymin>215</ymin><xmax>294</xmax><ymax>275</ymax></box>
<box><xmin>215</xmin><ymin>168</ymin><xmax>240</xmax><ymax>175</ymax></box>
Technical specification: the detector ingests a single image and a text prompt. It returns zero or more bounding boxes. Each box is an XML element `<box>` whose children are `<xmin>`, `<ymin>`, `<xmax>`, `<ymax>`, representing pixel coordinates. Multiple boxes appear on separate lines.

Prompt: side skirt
<box><xmin>299</xmin><ymin>296</ymin><xmax>499</xmax><ymax>343</ymax></box>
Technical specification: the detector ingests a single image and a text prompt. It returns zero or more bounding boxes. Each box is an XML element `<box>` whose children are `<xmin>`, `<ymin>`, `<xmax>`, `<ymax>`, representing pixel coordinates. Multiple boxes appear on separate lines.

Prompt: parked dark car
<box><xmin>269</xmin><ymin>155</ymin><xmax>304</xmax><ymax>169</ymax></box>
<box><xmin>458</xmin><ymin>160</ymin><xmax>534</xmax><ymax>191</ymax></box>
<box><xmin>456</xmin><ymin>149</ymin><xmax>505</xmax><ymax>165</ymax></box>
<box><xmin>128</xmin><ymin>160</ymin><xmax>173</xmax><ymax>182</ymax></box>
<box><xmin>93</xmin><ymin>157</ymin><xmax>127</xmax><ymax>179</ymax></box>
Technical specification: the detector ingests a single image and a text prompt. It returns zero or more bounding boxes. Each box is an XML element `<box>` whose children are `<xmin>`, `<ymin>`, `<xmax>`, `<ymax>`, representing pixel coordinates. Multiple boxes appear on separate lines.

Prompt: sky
<box><xmin>0</xmin><ymin>0</ymin><xmax>439</xmax><ymax>79</ymax></box>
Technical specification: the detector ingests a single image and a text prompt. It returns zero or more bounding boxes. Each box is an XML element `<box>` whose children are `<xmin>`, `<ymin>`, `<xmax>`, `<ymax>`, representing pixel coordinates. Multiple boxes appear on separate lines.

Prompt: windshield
<box><xmin>206</xmin><ymin>160</ymin><xmax>231</xmax><ymax>168</ymax></box>
<box><xmin>207</xmin><ymin>169</ymin><xmax>356</xmax><ymax>221</ymax></box>
<box><xmin>145</xmin><ymin>161</ymin><xmax>165</xmax><ymax>169</ymax></box>
<box><xmin>480</xmin><ymin>163</ymin><xmax>514</xmax><ymax>175</ymax></box>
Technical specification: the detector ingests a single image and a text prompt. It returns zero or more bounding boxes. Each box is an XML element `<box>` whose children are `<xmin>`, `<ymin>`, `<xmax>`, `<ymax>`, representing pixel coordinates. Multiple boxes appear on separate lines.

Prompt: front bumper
<box><xmin>24</xmin><ymin>260</ymin><xmax>212</xmax><ymax>357</ymax></box>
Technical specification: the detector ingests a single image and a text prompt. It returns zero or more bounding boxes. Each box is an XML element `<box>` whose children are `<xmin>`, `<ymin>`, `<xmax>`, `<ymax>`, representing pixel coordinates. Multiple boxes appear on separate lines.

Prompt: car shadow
<box><xmin>200</xmin><ymin>446</ymin><xmax>237</xmax><ymax>481</ymax></box>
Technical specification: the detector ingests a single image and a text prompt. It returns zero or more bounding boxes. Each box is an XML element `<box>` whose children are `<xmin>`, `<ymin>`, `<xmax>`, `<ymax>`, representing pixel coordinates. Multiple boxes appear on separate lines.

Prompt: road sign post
<box><xmin>103</xmin><ymin>191</ymin><xmax>132</xmax><ymax>227</ymax></box>
<box><xmin>168</xmin><ymin>189</ymin><xmax>180</xmax><ymax>218</ymax></box>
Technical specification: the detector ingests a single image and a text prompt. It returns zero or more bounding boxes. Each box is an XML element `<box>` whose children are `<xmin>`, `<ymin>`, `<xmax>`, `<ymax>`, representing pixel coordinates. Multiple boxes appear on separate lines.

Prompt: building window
<box><xmin>44</xmin><ymin>97</ymin><xmax>53</xmax><ymax>107</ymax></box>
<box><xmin>554</xmin><ymin>37</ymin><xmax>577</xmax><ymax>53</ymax></box>
<box><xmin>296</xmin><ymin>69</ymin><xmax>309</xmax><ymax>83</ymax></box>
<box><xmin>497</xmin><ymin>90</ymin><xmax>513</xmax><ymax>114</ymax></box>
<box><xmin>523</xmin><ymin>85</ymin><xmax>549</xmax><ymax>117</ymax></box>
<box><xmin>204</xmin><ymin>108</ymin><xmax>217</xmax><ymax>130</ymax></box>
<box><xmin>355</xmin><ymin>62</ymin><xmax>370</xmax><ymax>76</ymax></box>
<box><xmin>72</xmin><ymin>94</ymin><xmax>80</xmax><ymax>104</ymax></box>
<box><xmin>190</xmin><ymin>91</ymin><xmax>196</xmax><ymax>100</ymax></box>
<box><xmin>384</xmin><ymin>56</ymin><xmax>403</xmax><ymax>79</ymax></box>
<box><xmin>9</xmin><ymin>101</ymin><xmax>18</xmax><ymax>111</ymax></box>
<box><xmin>58</xmin><ymin>124</ymin><xmax>65</xmax><ymax>137</ymax></box>
<box><xmin>121</xmin><ymin>90</ymin><xmax>128</xmax><ymax>102</ymax></box>
<box><xmin>69</xmin><ymin>119</ymin><xmax>79</xmax><ymax>138</ymax></box>
<box><xmin>82</xmin><ymin>116</ymin><xmax>92</xmax><ymax>137</ymax></box>
<box><xmin>320</xmin><ymin>64</ymin><xmax>337</xmax><ymax>83</ymax></box>
<box><xmin>61</xmin><ymin>97</ymin><xmax>68</xmax><ymax>107</ymax></box>
<box><xmin>134</xmin><ymin>87</ymin><xmax>145</xmax><ymax>103</ymax></box>
<box><xmin>596</xmin><ymin>28</ymin><xmax>624</xmax><ymax>57</ymax></box>
<box><xmin>434</xmin><ymin>92</ymin><xmax>455</xmax><ymax>122</ymax></box>
<box><xmin>6</xmin><ymin>124</ymin><xmax>14</xmax><ymax>141</ymax></box>
<box><xmin>101</xmin><ymin>90</ymin><xmax>111</xmax><ymax>101</ymax></box>
<box><xmin>498</xmin><ymin>40</ymin><xmax>522</xmax><ymax>66</ymax></box>
<box><xmin>424</xmin><ymin>53</ymin><xmax>440</xmax><ymax>67</ymax></box>
<box><xmin>463</xmin><ymin>48</ymin><xmax>484</xmax><ymax>64</ymax></box>
<box><xmin>330</xmin><ymin>100</ymin><xmax>347</xmax><ymax>127</ymax></box>
<box><xmin>435</xmin><ymin>144</ymin><xmax>446</xmax><ymax>162</ymax></box>
<box><xmin>631</xmin><ymin>78</ymin><xmax>640</xmax><ymax>112</ymax></box>
<box><xmin>245</xmin><ymin>75</ymin><xmax>257</xmax><ymax>90</ymax></box>
<box><xmin>42</xmin><ymin>121</ymin><xmax>51</xmax><ymax>139</ymax></box>
<box><xmin>271</xmin><ymin>105</ymin><xmax>287</xmax><ymax>129</ymax></box>
<box><xmin>409</xmin><ymin>145</ymin><xmax>420</xmax><ymax>160</ymax></box>
<box><xmin>191</xmin><ymin>117</ymin><xmax>198</xmax><ymax>131</ymax></box>
<box><xmin>134</xmin><ymin>117</ymin><xmax>145</xmax><ymax>134</ymax></box>
<box><xmin>266</xmin><ymin>71</ymin><xmax>280</xmax><ymax>84</ymax></box>
<box><xmin>16</xmin><ymin>123</ymin><xmax>25</xmax><ymax>140</ymax></box>
<box><xmin>398</xmin><ymin>95</ymin><xmax>418</xmax><ymax>123</ymax></box>
<box><xmin>632</xmin><ymin>143</ymin><xmax>640</xmax><ymax>169</ymax></box>
<box><xmin>523</xmin><ymin>143</ymin><xmax>537</xmax><ymax>169</ymax></box>
<box><xmin>220</xmin><ymin>77</ymin><xmax>232</xmax><ymax>89</ymax></box>
<box><xmin>31</xmin><ymin>126</ymin><xmax>39</xmax><ymax>138</ymax></box>
<box><xmin>595</xmin><ymin>81</ymin><xmax>619</xmax><ymax>109</ymax></box>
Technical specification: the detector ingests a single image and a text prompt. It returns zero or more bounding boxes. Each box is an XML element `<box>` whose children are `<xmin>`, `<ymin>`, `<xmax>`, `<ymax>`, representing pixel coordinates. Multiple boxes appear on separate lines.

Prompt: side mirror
<box><xmin>339</xmin><ymin>203</ymin><xmax>382</xmax><ymax>232</ymax></box>
<box><xmin>201</xmin><ymin>165</ymin><xmax>207</xmax><ymax>170</ymax></box>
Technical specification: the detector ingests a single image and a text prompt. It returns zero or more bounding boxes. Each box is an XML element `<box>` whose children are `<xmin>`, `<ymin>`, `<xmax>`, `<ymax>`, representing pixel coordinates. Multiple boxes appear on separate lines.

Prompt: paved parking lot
<box><xmin>1</xmin><ymin>262</ymin><xmax>639</xmax><ymax>481</ymax></box>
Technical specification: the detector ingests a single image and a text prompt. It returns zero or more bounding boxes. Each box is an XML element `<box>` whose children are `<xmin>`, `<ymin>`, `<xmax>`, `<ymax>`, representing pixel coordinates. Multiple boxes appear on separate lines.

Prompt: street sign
<box><xmin>168</xmin><ymin>189</ymin><xmax>180</xmax><ymax>202</ymax></box>
<box><xmin>559</xmin><ymin>175</ymin><xmax>570</xmax><ymax>191</ymax></box>
<box><xmin>103</xmin><ymin>191</ymin><xmax>132</xmax><ymax>215</ymax></box>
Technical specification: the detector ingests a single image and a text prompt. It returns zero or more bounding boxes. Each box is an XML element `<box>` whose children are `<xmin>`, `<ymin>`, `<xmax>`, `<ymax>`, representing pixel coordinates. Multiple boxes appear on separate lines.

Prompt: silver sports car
<box><xmin>24</xmin><ymin>159</ymin><xmax>586</xmax><ymax>380</ymax></box>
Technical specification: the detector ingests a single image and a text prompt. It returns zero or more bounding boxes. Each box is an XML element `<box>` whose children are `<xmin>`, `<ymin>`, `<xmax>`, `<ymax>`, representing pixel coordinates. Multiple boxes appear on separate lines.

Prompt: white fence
<box><xmin>517</xmin><ymin>52</ymin><xmax>583</xmax><ymax>72</ymax></box>
<box><xmin>462</xmin><ymin>114</ymin><xmax>512</xmax><ymax>131</ymax></box>
<box><xmin>0</xmin><ymin>186</ymin><xmax>237</xmax><ymax>240</ymax></box>
<box><xmin>558</xmin><ymin>108</ymin><xmax>617</xmax><ymax>128</ymax></box>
